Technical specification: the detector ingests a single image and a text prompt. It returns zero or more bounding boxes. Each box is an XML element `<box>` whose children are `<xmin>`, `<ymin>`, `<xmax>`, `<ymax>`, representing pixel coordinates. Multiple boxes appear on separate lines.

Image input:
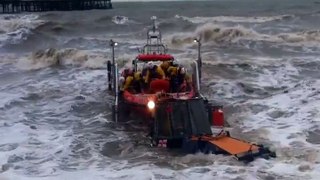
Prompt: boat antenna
<box><xmin>143</xmin><ymin>16</ymin><xmax>165</xmax><ymax>54</ymax></box>
<box><xmin>151</xmin><ymin>16</ymin><xmax>157</xmax><ymax>32</ymax></box>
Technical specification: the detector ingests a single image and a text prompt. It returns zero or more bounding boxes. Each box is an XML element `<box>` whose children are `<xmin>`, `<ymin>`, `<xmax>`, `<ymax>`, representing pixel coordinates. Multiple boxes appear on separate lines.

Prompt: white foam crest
<box><xmin>1</xmin><ymin>146</ymin><xmax>320</xmax><ymax>180</ymax></box>
<box><xmin>0</xmin><ymin>123</ymin><xmax>73</xmax><ymax>176</ymax></box>
<box><xmin>0</xmin><ymin>14</ymin><xmax>44</xmax><ymax>33</ymax></box>
<box><xmin>276</xmin><ymin>30</ymin><xmax>320</xmax><ymax>46</ymax></box>
<box><xmin>242</xmin><ymin>79</ymin><xmax>320</xmax><ymax>147</ymax></box>
<box><xmin>0</xmin><ymin>53</ymin><xmax>20</xmax><ymax>65</ymax></box>
<box><xmin>16</xmin><ymin>48</ymin><xmax>110</xmax><ymax>70</ymax></box>
<box><xmin>204</xmin><ymin>56</ymin><xmax>285</xmax><ymax>67</ymax></box>
<box><xmin>0</xmin><ymin>92</ymin><xmax>23</xmax><ymax>109</ymax></box>
<box><xmin>254</xmin><ymin>61</ymin><xmax>299</xmax><ymax>88</ymax></box>
<box><xmin>237</xmin><ymin>61</ymin><xmax>318</xmax><ymax>147</ymax></box>
<box><xmin>112</xmin><ymin>15</ymin><xmax>129</xmax><ymax>25</ymax></box>
<box><xmin>166</xmin><ymin>21</ymin><xmax>320</xmax><ymax>48</ymax></box>
<box><xmin>165</xmin><ymin>23</ymin><xmax>259</xmax><ymax>48</ymax></box>
<box><xmin>251</xmin><ymin>159</ymin><xmax>320</xmax><ymax>179</ymax></box>
<box><xmin>0</xmin><ymin>158</ymin><xmax>245</xmax><ymax>180</ymax></box>
<box><xmin>0</xmin><ymin>14</ymin><xmax>45</xmax><ymax>46</ymax></box>
<box><xmin>209</xmin><ymin>80</ymin><xmax>246</xmax><ymax>101</ymax></box>
<box><xmin>15</xmin><ymin>48</ymin><xmax>139</xmax><ymax>70</ymax></box>
<box><xmin>116</xmin><ymin>53</ymin><xmax>137</xmax><ymax>69</ymax></box>
<box><xmin>175</xmin><ymin>14</ymin><xmax>293</xmax><ymax>24</ymax></box>
<box><xmin>1</xmin><ymin>70</ymin><xmax>320</xmax><ymax>180</ymax></box>
<box><xmin>233</xmin><ymin>29</ymin><xmax>320</xmax><ymax>47</ymax></box>
<box><xmin>195</xmin><ymin>23</ymin><xmax>257</xmax><ymax>42</ymax></box>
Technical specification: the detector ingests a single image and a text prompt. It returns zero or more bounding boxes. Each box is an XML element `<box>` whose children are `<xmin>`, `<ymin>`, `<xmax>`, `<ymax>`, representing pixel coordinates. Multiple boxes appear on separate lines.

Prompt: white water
<box><xmin>166</xmin><ymin>22</ymin><xmax>320</xmax><ymax>49</ymax></box>
<box><xmin>1</xmin><ymin>8</ymin><xmax>320</xmax><ymax>180</ymax></box>
<box><xmin>175</xmin><ymin>14</ymin><xmax>294</xmax><ymax>24</ymax></box>
<box><xmin>0</xmin><ymin>14</ymin><xmax>45</xmax><ymax>47</ymax></box>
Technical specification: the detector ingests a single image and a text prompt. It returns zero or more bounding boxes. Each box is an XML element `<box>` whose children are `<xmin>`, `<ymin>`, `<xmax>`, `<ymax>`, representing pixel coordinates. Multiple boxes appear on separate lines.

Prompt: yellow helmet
<box><xmin>161</xmin><ymin>61</ymin><xmax>170</xmax><ymax>69</ymax></box>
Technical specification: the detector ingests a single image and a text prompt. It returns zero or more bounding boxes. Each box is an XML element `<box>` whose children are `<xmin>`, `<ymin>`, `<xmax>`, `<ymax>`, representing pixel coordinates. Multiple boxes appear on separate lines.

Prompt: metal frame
<box><xmin>114</xmin><ymin>63</ymin><xmax>119</xmax><ymax>123</ymax></box>
<box><xmin>194</xmin><ymin>37</ymin><xmax>202</xmax><ymax>82</ymax></box>
<box><xmin>142</xmin><ymin>16</ymin><xmax>167</xmax><ymax>55</ymax></box>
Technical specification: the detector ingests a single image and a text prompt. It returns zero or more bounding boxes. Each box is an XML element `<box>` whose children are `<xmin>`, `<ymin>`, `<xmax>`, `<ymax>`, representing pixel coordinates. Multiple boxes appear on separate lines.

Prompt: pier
<box><xmin>0</xmin><ymin>0</ymin><xmax>112</xmax><ymax>13</ymax></box>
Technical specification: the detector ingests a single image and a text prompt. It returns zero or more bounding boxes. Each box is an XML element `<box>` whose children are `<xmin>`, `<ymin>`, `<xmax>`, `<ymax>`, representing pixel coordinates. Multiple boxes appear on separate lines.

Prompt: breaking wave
<box><xmin>167</xmin><ymin>23</ymin><xmax>256</xmax><ymax>47</ymax></box>
<box><xmin>34</xmin><ymin>21</ymin><xmax>76</xmax><ymax>34</ymax></box>
<box><xmin>0</xmin><ymin>14</ymin><xmax>45</xmax><ymax>47</ymax></box>
<box><xmin>112</xmin><ymin>15</ymin><xmax>129</xmax><ymax>25</ymax></box>
<box><xmin>167</xmin><ymin>23</ymin><xmax>320</xmax><ymax>48</ymax></box>
<box><xmin>1</xmin><ymin>3</ymin><xmax>320</xmax><ymax>179</ymax></box>
<box><xmin>16</xmin><ymin>48</ymin><xmax>105</xmax><ymax>70</ymax></box>
<box><xmin>15</xmin><ymin>48</ymin><xmax>136</xmax><ymax>70</ymax></box>
<box><xmin>278</xmin><ymin>30</ymin><xmax>320</xmax><ymax>44</ymax></box>
<box><xmin>243</xmin><ymin>79</ymin><xmax>320</xmax><ymax>147</ymax></box>
<box><xmin>175</xmin><ymin>14</ymin><xmax>294</xmax><ymax>24</ymax></box>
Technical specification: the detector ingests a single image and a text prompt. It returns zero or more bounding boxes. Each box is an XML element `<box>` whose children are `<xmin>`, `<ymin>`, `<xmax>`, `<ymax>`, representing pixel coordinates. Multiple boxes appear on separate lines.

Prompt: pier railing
<box><xmin>0</xmin><ymin>0</ymin><xmax>112</xmax><ymax>13</ymax></box>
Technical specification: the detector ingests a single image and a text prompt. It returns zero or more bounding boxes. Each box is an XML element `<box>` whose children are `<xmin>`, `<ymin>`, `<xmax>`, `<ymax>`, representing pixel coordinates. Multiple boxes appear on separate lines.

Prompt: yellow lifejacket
<box><xmin>160</xmin><ymin>61</ymin><xmax>171</xmax><ymax>73</ymax></box>
<box><xmin>167</xmin><ymin>66</ymin><xmax>179</xmax><ymax>76</ymax></box>
<box><xmin>122</xmin><ymin>76</ymin><xmax>134</xmax><ymax>91</ymax></box>
<box><xmin>144</xmin><ymin>66</ymin><xmax>165</xmax><ymax>83</ymax></box>
<box><xmin>134</xmin><ymin>71</ymin><xmax>142</xmax><ymax>81</ymax></box>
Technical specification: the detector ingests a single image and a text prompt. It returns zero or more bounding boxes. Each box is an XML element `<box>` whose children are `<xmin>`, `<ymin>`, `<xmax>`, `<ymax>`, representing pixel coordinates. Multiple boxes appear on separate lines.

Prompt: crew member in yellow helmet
<box><xmin>167</xmin><ymin>60</ymin><xmax>180</xmax><ymax>92</ymax></box>
<box><xmin>176</xmin><ymin>67</ymin><xmax>192</xmax><ymax>92</ymax></box>
<box><xmin>167</xmin><ymin>60</ymin><xmax>179</xmax><ymax>76</ymax></box>
<box><xmin>160</xmin><ymin>61</ymin><xmax>171</xmax><ymax>76</ymax></box>
<box><xmin>144</xmin><ymin>62</ymin><xmax>165</xmax><ymax>84</ymax></box>
<box><xmin>132</xmin><ymin>71</ymin><xmax>144</xmax><ymax>93</ymax></box>
<box><xmin>121</xmin><ymin>71</ymin><xmax>143</xmax><ymax>93</ymax></box>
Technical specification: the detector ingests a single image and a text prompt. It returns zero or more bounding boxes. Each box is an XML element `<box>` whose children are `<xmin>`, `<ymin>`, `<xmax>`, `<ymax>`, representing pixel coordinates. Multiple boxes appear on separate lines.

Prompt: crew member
<box><xmin>160</xmin><ymin>61</ymin><xmax>172</xmax><ymax>76</ymax></box>
<box><xmin>167</xmin><ymin>60</ymin><xmax>180</xmax><ymax>92</ymax></box>
<box><xmin>167</xmin><ymin>60</ymin><xmax>179</xmax><ymax>77</ymax></box>
<box><xmin>176</xmin><ymin>67</ymin><xmax>192</xmax><ymax>92</ymax></box>
<box><xmin>144</xmin><ymin>62</ymin><xmax>165</xmax><ymax>84</ymax></box>
<box><xmin>141</xmin><ymin>63</ymin><xmax>150</xmax><ymax>92</ymax></box>
<box><xmin>132</xmin><ymin>71</ymin><xmax>144</xmax><ymax>93</ymax></box>
<box><xmin>119</xmin><ymin>76</ymin><xmax>125</xmax><ymax>91</ymax></box>
<box><xmin>142</xmin><ymin>63</ymin><xmax>149</xmax><ymax>77</ymax></box>
<box><xmin>121</xmin><ymin>71</ymin><xmax>144</xmax><ymax>93</ymax></box>
<box><xmin>121</xmin><ymin>67</ymin><xmax>134</xmax><ymax>80</ymax></box>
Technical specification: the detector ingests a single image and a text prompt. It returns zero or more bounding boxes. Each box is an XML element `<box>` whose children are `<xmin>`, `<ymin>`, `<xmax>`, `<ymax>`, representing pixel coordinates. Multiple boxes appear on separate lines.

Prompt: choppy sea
<box><xmin>1</xmin><ymin>0</ymin><xmax>320</xmax><ymax>179</ymax></box>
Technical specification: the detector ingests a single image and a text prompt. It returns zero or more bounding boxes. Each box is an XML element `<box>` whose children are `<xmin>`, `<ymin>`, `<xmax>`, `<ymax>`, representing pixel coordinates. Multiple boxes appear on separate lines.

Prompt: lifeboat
<box><xmin>107</xmin><ymin>16</ymin><xmax>276</xmax><ymax>162</ymax></box>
